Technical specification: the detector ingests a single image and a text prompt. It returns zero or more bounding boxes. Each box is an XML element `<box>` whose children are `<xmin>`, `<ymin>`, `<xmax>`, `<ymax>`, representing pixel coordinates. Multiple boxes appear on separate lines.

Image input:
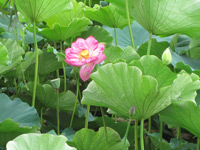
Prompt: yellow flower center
<box><xmin>79</xmin><ymin>50</ymin><xmax>89</xmax><ymax>60</ymax></box>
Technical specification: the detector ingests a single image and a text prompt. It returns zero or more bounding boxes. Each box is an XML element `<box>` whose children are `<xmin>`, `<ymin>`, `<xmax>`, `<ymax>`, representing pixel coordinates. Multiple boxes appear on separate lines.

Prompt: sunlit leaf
<box><xmin>131</xmin><ymin>0</ymin><xmax>200</xmax><ymax>37</ymax></box>
<box><xmin>15</xmin><ymin>0</ymin><xmax>71</xmax><ymax>22</ymax></box>
<box><xmin>6</xmin><ymin>133</ymin><xmax>76</xmax><ymax>150</ymax></box>
<box><xmin>41</xmin><ymin>18</ymin><xmax>91</xmax><ymax>41</ymax></box>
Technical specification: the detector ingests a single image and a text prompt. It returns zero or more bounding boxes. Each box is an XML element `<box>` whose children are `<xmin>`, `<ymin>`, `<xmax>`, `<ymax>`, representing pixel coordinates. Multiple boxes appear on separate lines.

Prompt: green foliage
<box><xmin>70</xmin><ymin>127</ymin><xmax>129</xmax><ymax>150</ymax></box>
<box><xmin>160</xmin><ymin>101</ymin><xmax>200</xmax><ymax>138</ymax></box>
<box><xmin>6</xmin><ymin>133</ymin><xmax>76</xmax><ymax>150</ymax></box>
<box><xmin>15</xmin><ymin>0</ymin><xmax>71</xmax><ymax>22</ymax></box>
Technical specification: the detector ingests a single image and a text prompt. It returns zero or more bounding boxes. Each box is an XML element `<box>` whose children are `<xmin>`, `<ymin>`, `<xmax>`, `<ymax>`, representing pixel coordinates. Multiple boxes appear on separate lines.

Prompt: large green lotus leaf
<box><xmin>0</xmin><ymin>119</ymin><xmax>38</xmax><ymax>147</ymax></box>
<box><xmin>105</xmin><ymin>0</ymin><xmax>134</xmax><ymax>19</ymax></box>
<box><xmin>80</xmin><ymin>25</ymin><xmax>113</xmax><ymax>45</ymax></box>
<box><xmin>6</xmin><ymin>133</ymin><xmax>76</xmax><ymax>150</ymax></box>
<box><xmin>104</xmin><ymin>46</ymin><xmax>140</xmax><ymax>63</ymax></box>
<box><xmin>40</xmin><ymin>18</ymin><xmax>91</xmax><ymax>41</ymax></box>
<box><xmin>15</xmin><ymin>0</ymin><xmax>71</xmax><ymax>22</ymax></box>
<box><xmin>131</xmin><ymin>0</ymin><xmax>200</xmax><ymax>37</ymax></box>
<box><xmin>26</xmin><ymin>83</ymin><xmax>76</xmax><ymax>112</ymax></box>
<box><xmin>160</xmin><ymin>101</ymin><xmax>200</xmax><ymax>138</ymax></box>
<box><xmin>82</xmin><ymin>63</ymin><xmax>176</xmax><ymax>120</ymax></box>
<box><xmin>129</xmin><ymin>55</ymin><xmax>177</xmax><ymax>89</ymax></box>
<box><xmin>130</xmin><ymin>56</ymin><xmax>200</xmax><ymax>101</ymax></box>
<box><xmin>70</xmin><ymin>127</ymin><xmax>129</xmax><ymax>150</ymax></box>
<box><xmin>0</xmin><ymin>38</ymin><xmax>24</xmax><ymax>74</ymax></box>
<box><xmin>85</xmin><ymin>4</ymin><xmax>128</xmax><ymax>29</ymax></box>
<box><xmin>0</xmin><ymin>42</ymin><xmax>9</xmax><ymax>65</ymax></box>
<box><xmin>45</xmin><ymin>1</ymin><xmax>85</xmax><ymax>28</ymax></box>
<box><xmin>0</xmin><ymin>93</ymin><xmax>40</xmax><ymax>127</ymax></box>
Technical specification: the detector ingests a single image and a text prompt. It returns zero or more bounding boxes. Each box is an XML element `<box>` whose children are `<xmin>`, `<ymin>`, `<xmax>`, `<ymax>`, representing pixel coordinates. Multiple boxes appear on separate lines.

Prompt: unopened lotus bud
<box><xmin>50</xmin><ymin>78</ymin><xmax>60</xmax><ymax>89</ymax></box>
<box><xmin>129</xmin><ymin>106</ymin><xmax>136</xmax><ymax>117</ymax></box>
<box><xmin>162</xmin><ymin>48</ymin><xmax>172</xmax><ymax>65</ymax></box>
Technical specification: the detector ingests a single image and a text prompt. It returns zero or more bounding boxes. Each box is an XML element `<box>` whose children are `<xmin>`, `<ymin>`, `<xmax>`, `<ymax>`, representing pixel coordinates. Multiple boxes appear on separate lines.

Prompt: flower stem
<box><xmin>84</xmin><ymin>0</ymin><xmax>87</xmax><ymax>5</ymax></box>
<box><xmin>135</xmin><ymin>120</ymin><xmax>138</xmax><ymax>150</ymax></box>
<box><xmin>69</xmin><ymin>76</ymin><xmax>79</xmax><ymax>128</ymax></box>
<box><xmin>125</xmin><ymin>0</ymin><xmax>135</xmax><ymax>49</ymax></box>
<box><xmin>197</xmin><ymin>138</ymin><xmax>200</xmax><ymax>150</ymax></box>
<box><xmin>177</xmin><ymin>127</ymin><xmax>181</xmax><ymax>140</ymax></box>
<box><xmin>148</xmin><ymin>117</ymin><xmax>151</xmax><ymax>133</ymax></box>
<box><xmin>56</xmin><ymin>89</ymin><xmax>60</xmax><ymax>135</ymax></box>
<box><xmin>140</xmin><ymin>118</ymin><xmax>145</xmax><ymax>150</ymax></box>
<box><xmin>160</xmin><ymin>120</ymin><xmax>163</xmax><ymax>150</ymax></box>
<box><xmin>60</xmin><ymin>42</ymin><xmax>67</xmax><ymax>92</ymax></box>
<box><xmin>40</xmin><ymin>107</ymin><xmax>43</xmax><ymax>130</ymax></box>
<box><xmin>177</xmin><ymin>127</ymin><xmax>182</xmax><ymax>146</ymax></box>
<box><xmin>89</xmin><ymin>0</ymin><xmax>92</xmax><ymax>7</ymax></box>
<box><xmin>123</xmin><ymin>118</ymin><xmax>131</xmax><ymax>149</ymax></box>
<box><xmin>114</xmin><ymin>27</ymin><xmax>118</xmax><ymax>47</ymax></box>
<box><xmin>54</xmin><ymin>42</ymin><xmax>60</xmax><ymax>78</ymax></box>
<box><xmin>32</xmin><ymin>21</ymin><xmax>39</xmax><ymax>107</ymax></box>
<box><xmin>147</xmin><ymin>33</ymin><xmax>152</xmax><ymax>55</ymax></box>
<box><xmin>100</xmin><ymin>107</ymin><xmax>108</xmax><ymax>150</ymax></box>
<box><xmin>85</xmin><ymin>105</ymin><xmax>90</xmax><ymax>128</ymax></box>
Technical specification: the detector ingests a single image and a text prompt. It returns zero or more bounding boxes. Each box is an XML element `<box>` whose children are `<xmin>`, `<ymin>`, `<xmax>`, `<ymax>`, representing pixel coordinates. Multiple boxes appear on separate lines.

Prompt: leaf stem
<box><xmin>56</xmin><ymin>89</ymin><xmax>60</xmax><ymax>135</ymax></box>
<box><xmin>147</xmin><ymin>33</ymin><xmax>152</xmax><ymax>55</ymax></box>
<box><xmin>69</xmin><ymin>76</ymin><xmax>79</xmax><ymax>128</ymax></box>
<box><xmin>114</xmin><ymin>27</ymin><xmax>118</xmax><ymax>47</ymax></box>
<box><xmin>125</xmin><ymin>0</ymin><xmax>135</xmax><ymax>49</ymax></box>
<box><xmin>40</xmin><ymin>107</ymin><xmax>43</xmax><ymax>130</ymax></box>
<box><xmin>60</xmin><ymin>42</ymin><xmax>67</xmax><ymax>92</ymax></box>
<box><xmin>135</xmin><ymin>119</ymin><xmax>138</xmax><ymax>150</ymax></box>
<box><xmin>85</xmin><ymin>105</ymin><xmax>90</xmax><ymax>128</ymax></box>
<box><xmin>100</xmin><ymin>107</ymin><xmax>108</xmax><ymax>150</ymax></box>
<box><xmin>197</xmin><ymin>138</ymin><xmax>200</xmax><ymax>150</ymax></box>
<box><xmin>32</xmin><ymin>21</ymin><xmax>39</xmax><ymax>107</ymax></box>
<box><xmin>89</xmin><ymin>0</ymin><xmax>92</xmax><ymax>7</ymax></box>
<box><xmin>148</xmin><ymin>117</ymin><xmax>151</xmax><ymax>133</ymax></box>
<box><xmin>123</xmin><ymin>118</ymin><xmax>131</xmax><ymax>149</ymax></box>
<box><xmin>140</xmin><ymin>118</ymin><xmax>145</xmax><ymax>150</ymax></box>
<box><xmin>160</xmin><ymin>120</ymin><xmax>163</xmax><ymax>150</ymax></box>
<box><xmin>54</xmin><ymin>42</ymin><xmax>60</xmax><ymax>78</ymax></box>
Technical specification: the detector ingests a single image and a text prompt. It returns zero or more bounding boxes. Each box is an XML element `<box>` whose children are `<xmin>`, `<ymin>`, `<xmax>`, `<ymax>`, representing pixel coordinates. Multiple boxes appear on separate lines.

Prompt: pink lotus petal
<box><xmin>86</xmin><ymin>36</ymin><xmax>98</xmax><ymax>52</ymax></box>
<box><xmin>72</xmin><ymin>38</ymin><xmax>87</xmax><ymax>51</ymax></box>
<box><xmin>79</xmin><ymin>63</ymin><xmax>95</xmax><ymax>81</ymax></box>
<box><xmin>95</xmin><ymin>54</ymin><xmax>106</xmax><ymax>64</ymax></box>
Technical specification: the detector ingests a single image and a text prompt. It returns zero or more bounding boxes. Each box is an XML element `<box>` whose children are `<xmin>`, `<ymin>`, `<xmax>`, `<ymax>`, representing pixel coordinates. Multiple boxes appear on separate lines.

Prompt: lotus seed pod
<box><xmin>50</xmin><ymin>78</ymin><xmax>60</xmax><ymax>89</ymax></box>
<box><xmin>162</xmin><ymin>48</ymin><xmax>172</xmax><ymax>65</ymax></box>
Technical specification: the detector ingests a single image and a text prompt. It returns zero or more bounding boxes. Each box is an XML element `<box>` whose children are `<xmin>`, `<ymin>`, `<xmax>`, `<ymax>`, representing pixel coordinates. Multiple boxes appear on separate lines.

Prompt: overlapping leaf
<box><xmin>85</xmin><ymin>4</ymin><xmax>128</xmax><ymax>29</ymax></box>
<box><xmin>70</xmin><ymin>127</ymin><xmax>129</xmax><ymax>150</ymax></box>
<box><xmin>41</xmin><ymin>19</ymin><xmax>91</xmax><ymax>41</ymax></box>
<box><xmin>160</xmin><ymin>101</ymin><xmax>200</xmax><ymax>138</ymax></box>
<box><xmin>0</xmin><ymin>94</ymin><xmax>40</xmax><ymax>147</ymax></box>
<box><xmin>0</xmin><ymin>42</ymin><xmax>9</xmax><ymax>65</ymax></box>
<box><xmin>26</xmin><ymin>83</ymin><xmax>76</xmax><ymax>111</ymax></box>
<box><xmin>82</xmin><ymin>56</ymin><xmax>200</xmax><ymax>119</ymax></box>
<box><xmin>0</xmin><ymin>38</ymin><xmax>24</xmax><ymax>74</ymax></box>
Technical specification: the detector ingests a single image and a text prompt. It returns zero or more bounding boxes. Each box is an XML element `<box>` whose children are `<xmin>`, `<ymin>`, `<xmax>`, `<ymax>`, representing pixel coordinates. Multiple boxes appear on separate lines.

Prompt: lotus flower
<box><xmin>65</xmin><ymin>36</ymin><xmax>106</xmax><ymax>81</ymax></box>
